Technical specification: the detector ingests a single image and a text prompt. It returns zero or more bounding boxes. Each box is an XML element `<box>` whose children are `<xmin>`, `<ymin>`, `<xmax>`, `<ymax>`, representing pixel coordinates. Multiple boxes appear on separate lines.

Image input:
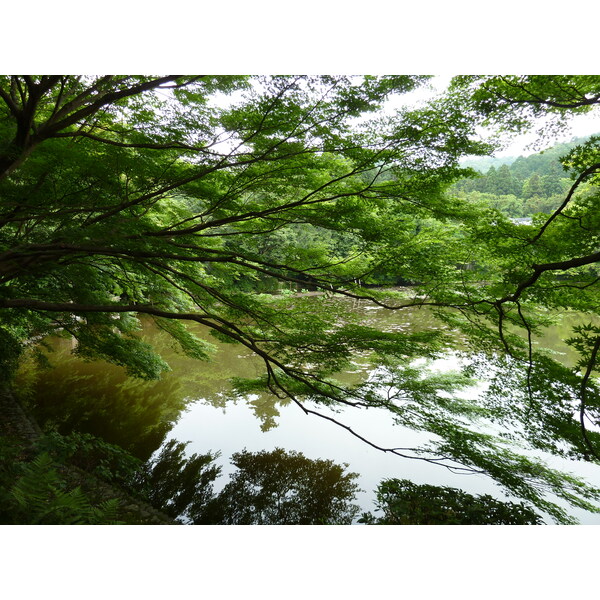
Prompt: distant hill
<box><xmin>460</xmin><ymin>135</ymin><xmax>598</xmax><ymax>175</ymax></box>
<box><xmin>451</xmin><ymin>134</ymin><xmax>600</xmax><ymax>218</ymax></box>
<box><xmin>460</xmin><ymin>155</ymin><xmax>518</xmax><ymax>173</ymax></box>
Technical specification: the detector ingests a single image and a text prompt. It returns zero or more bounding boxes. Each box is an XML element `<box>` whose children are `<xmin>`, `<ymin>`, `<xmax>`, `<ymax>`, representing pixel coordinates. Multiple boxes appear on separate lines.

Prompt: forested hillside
<box><xmin>452</xmin><ymin>136</ymin><xmax>599</xmax><ymax>217</ymax></box>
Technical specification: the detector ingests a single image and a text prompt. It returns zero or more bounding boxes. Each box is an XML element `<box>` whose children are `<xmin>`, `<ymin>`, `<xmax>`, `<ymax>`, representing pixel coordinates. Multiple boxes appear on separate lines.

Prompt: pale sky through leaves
<box><xmin>386</xmin><ymin>75</ymin><xmax>600</xmax><ymax>158</ymax></box>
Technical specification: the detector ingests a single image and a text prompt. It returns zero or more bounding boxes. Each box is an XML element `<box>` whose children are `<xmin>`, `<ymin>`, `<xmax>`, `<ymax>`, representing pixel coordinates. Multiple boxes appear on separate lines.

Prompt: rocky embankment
<box><xmin>0</xmin><ymin>384</ymin><xmax>175</xmax><ymax>525</ymax></box>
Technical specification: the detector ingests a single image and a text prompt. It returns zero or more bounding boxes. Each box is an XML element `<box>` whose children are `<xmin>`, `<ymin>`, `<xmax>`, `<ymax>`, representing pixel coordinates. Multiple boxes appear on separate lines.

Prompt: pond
<box><xmin>13</xmin><ymin>293</ymin><xmax>600</xmax><ymax>524</ymax></box>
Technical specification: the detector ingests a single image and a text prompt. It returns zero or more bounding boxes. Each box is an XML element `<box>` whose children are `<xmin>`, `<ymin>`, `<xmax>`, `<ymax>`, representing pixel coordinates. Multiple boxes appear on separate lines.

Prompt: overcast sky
<box><xmin>496</xmin><ymin>110</ymin><xmax>600</xmax><ymax>157</ymax></box>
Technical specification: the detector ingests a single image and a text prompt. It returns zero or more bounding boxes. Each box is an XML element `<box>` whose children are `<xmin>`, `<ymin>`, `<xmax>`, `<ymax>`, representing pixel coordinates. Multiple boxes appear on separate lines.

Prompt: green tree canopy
<box><xmin>522</xmin><ymin>173</ymin><xmax>544</xmax><ymax>198</ymax></box>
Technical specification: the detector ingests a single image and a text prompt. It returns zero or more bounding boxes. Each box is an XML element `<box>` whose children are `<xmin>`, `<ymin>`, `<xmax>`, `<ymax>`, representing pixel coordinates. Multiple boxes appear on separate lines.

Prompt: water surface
<box><xmin>14</xmin><ymin>295</ymin><xmax>600</xmax><ymax>523</ymax></box>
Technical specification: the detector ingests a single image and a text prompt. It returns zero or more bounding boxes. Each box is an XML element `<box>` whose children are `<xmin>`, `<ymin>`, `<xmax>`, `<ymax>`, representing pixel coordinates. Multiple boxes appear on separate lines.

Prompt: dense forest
<box><xmin>1</xmin><ymin>75</ymin><xmax>600</xmax><ymax>525</ymax></box>
<box><xmin>453</xmin><ymin>136</ymin><xmax>598</xmax><ymax>218</ymax></box>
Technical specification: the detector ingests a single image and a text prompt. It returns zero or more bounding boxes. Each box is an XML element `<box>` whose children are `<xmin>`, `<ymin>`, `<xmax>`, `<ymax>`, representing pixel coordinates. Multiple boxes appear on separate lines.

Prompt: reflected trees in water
<box><xmin>361</xmin><ymin>478</ymin><xmax>544</xmax><ymax>525</ymax></box>
<box><xmin>196</xmin><ymin>448</ymin><xmax>361</xmax><ymax>525</ymax></box>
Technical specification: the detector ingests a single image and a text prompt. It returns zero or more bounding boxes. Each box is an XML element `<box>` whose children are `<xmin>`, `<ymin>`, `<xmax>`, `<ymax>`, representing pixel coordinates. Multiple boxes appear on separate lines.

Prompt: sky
<box><xmin>496</xmin><ymin>110</ymin><xmax>600</xmax><ymax>157</ymax></box>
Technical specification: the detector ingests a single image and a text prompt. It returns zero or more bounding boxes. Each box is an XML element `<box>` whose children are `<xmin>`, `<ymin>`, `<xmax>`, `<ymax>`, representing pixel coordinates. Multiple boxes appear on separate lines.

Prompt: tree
<box><xmin>360</xmin><ymin>478</ymin><xmax>544</xmax><ymax>525</ymax></box>
<box><xmin>196</xmin><ymin>448</ymin><xmax>361</xmax><ymax>524</ymax></box>
<box><xmin>522</xmin><ymin>173</ymin><xmax>544</xmax><ymax>198</ymax></box>
<box><xmin>493</xmin><ymin>163</ymin><xmax>522</xmax><ymax>196</ymax></box>
<box><xmin>483</xmin><ymin>164</ymin><xmax>497</xmax><ymax>192</ymax></box>
<box><xmin>2</xmin><ymin>75</ymin><xmax>600</xmax><ymax>522</ymax></box>
<box><xmin>541</xmin><ymin>173</ymin><xmax>565</xmax><ymax>197</ymax></box>
<box><xmin>131</xmin><ymin>439</ymin><xmax>220</xmax><ymax>522</ymax></box>
<box><xmin>436</xmin><ymin>76</ymin><xmax>600</xmax><ymax>493</ymax></box>
<box><xmin>450</xmin><ymin>76</ymin><xmax>600</xmax><ymax>137</ymax></box>
<box><xmin>0</xmin><ymin>75</ymin><xmax>470</xmax><ymax>379</ymax></box>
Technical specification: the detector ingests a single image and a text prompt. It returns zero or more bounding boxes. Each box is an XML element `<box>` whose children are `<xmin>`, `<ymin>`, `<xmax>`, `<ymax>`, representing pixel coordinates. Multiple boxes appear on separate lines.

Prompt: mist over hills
<box><xmin>460</xmin><ymin>135</ymin><xmax>598</xmax><ymax>174</ymax></box>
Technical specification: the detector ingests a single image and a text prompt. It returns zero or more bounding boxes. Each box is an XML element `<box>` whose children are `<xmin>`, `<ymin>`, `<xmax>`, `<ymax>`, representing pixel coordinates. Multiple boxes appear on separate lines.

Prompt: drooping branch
<box><xmin>0</xmin><ymin>297</ymin><xmax>336</xmax><ymax>391</ymax></box>
<box><xmin>579</xmin><ymin>335</ymin><xmax>600</xmax><ymax>461</ymax></box>
<box><xmin>497</xmin><ymin>251</ymin><xmax>600</xmax><ymax>305</ymax></box>
<box><xmin>528</xmin><ymin>162</ymin><xmax>600</xmax><ymax>244</ymax></box>
<box><xmin>289</xmin><ymin>402</ymin><xmax>486</xmax><ymax>474</ymax></box>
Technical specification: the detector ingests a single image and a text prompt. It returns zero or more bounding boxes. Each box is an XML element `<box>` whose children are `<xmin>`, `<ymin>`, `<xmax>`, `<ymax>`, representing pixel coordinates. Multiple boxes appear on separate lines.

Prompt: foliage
<box><xmin>2</xmin><ymin>75</ymin><xmax>600</xmax><ymax>522</ymax></box>
<box><xmin>130</xmin><ymin>439</ymin><xmax>220</xmax><ymax>522</ymax></box>
<box><xmin>0</xmin><ymin>327</ymin><xmax>23</xmax><ymax>381</ymax></box>
<box><xmin>0</xmin><ymin>437</ymin><xmax>28</xmax><ymax>519</ymax></box>
<box><xmin>0</xmin><ymin>437</ymin><xmax>122</xmax><ymax>524</ymax></box>
<box><xmin>12</xmin><ymin>328</ymin><xmax>201</xmax><ymax>460</ymax></box>
<box><xmin>450</xmin><ymin>76</ymin><xmax>600</xmax><ymax>140</ymax></box>
<box><xmin>350</xmin><ymin>355</ymin><xmax>600</xmax><ymax>524</ymax></box>
<box><xmin>34</xmin><ymin>430</ymin><xmax>142</xmax><ymax>486</ymax></box>
<box><xmin>196</xmin><ymin>448</ymin><xmax>361</xmax><ymax>524</ymax></box>
<box><xmin>360</xmin><ymin>478</ymin><xmax>544</xmax><ymax>524</ymax></box>
<box><xmin>0</xmin><ymin>433</ymin><xmax>360</xmax><ymax>524</ymax></box>
<box><xmin>9</xmin><ymin>453</ymin><xmax>122</xmax><ymax>524</ymax></box>
<box><xmin>0</xmin><ymin>75</ymin><xmax>479</xmax><ymax>380</ymax></box>
<box><xmin>451</xmin><ymin>136</ymin><xmax>593</xmax><ymax>218</ymax></box>
<box><xmin>1</xmin><ymin>431</ymin><xmax>217</xmax><ymax>524</ymax></box>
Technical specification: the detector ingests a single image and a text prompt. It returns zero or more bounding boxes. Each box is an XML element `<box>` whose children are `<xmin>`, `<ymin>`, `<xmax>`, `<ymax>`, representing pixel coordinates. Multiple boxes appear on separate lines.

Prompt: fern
<box><xmin>9</xmin><ymin>453</ymin><xmax>124</xmax><ymax>524</ymax></box>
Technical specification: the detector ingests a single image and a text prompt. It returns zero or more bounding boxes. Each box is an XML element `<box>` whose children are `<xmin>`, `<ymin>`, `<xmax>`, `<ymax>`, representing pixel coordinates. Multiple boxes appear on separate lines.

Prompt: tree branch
<box><xmin>528</xmin><ymin>162</ymin><xmax>600</xmax><ymax>244</ymax></box>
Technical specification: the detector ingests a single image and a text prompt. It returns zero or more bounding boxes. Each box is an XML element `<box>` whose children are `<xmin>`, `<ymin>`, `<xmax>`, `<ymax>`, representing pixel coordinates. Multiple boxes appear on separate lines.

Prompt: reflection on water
<box><xmin>14</xmin><ymin>296</ymin><xmax>445</xmax><ymax>453</ymax></box>
<box><xmin>196</xmin><ymin>447</ymin><xmax>361</xmax><ymax>525</ymax></box>
<box><xmin>12</xmin><ymin>293</ymin><xmax>600</xmax><ymax>521</ymax></box>
<box><xmin>14</xmin><ymin>317</ymin><xmax>270</xmax><ymax>459</ymax></box>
